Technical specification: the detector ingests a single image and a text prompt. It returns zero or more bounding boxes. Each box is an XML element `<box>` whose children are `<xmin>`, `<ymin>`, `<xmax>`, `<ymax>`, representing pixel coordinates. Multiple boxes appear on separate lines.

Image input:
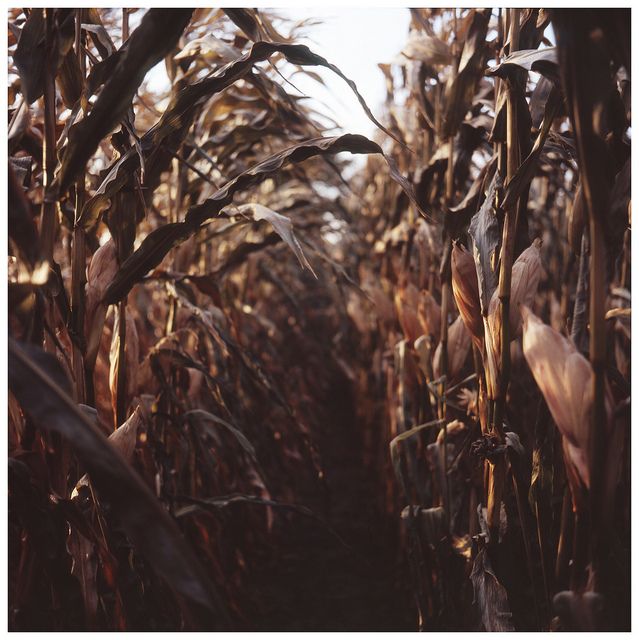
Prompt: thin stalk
<box><xmin>71</xmin><ymin>8</ymin><xmax>87</xmax><ymax>403</ymax></box>
<box><xmin>446</xmin><ymin>137</ymin><xmax>454</xmax><ymax>204</ymax></box>
<box><xmin>122</xmin><ymin>8</ymin><xmax>129</xmax><ymax>42</ymax></box>
<box><xmin>438</xmin><ymin>264</ymin><xmax>451</xmax><ymax>526</ymax></box>
<box><xmin>438</xmin><ymin>7</ymin><xmax>459</xmax><ymax>534</ymax></box>
<box><xmin>555</xmin><ymin>486</ymin><xmax>573</xmax><ymax>590</ymax></box>
<box><xmin>493</xmin><ymin>8</ymin><xmax>521</xmax><ymax>437</ymax></box>
<box><xmin>588</xmin><ymin>205</ymin><xmax>606</xmax><ymax>589</ymax></box>
<box><xmin>115</xmin><ymin>301</ymin><xmax>128</xmax><ymax>429</ymax></box>
<box><xmin>509</xmin><ymin>462</ymin><xmax>542</xmax><ymax>629</ymax></box>
<box><xmin>620</xmin><ymin>226</ymin><xmax>630</xmax><ymax>289</ymax></box>
<box><xmin>487</xmin><ymin>8</ymin><xmax>520</xmax><ymax>543</ymax></box>
<box><xmin>535</xmin><ymin>499</ymin><xmax>552</xmax><ymax>612</ymax></box>
<box><xmin>39</xmin><ymin>9</ymin><xmax>58</xmax><ymax>263</ymax></box>
<box><xmin>166</xmin><ymin>155</ymin><xmax>185</xmax><ymax>335</ymax></box>
<box><xmin>570</xmin><ymin>232</ymin><xmax>589</xmax><ymax>348</ymax></box>
<box><xmin>571</xmin><ymin>511</ymin><xmax>590</xmax><ymax>591</ymax></box>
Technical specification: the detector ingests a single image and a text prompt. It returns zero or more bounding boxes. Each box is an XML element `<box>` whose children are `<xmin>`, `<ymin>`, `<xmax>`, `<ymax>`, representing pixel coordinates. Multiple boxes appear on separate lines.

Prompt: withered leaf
<box><xmin>79</xmin><ymin>38</ymin><xmax>409</xmax><ymax>230</ymax></box>
<box><xmin>468</xmin><ymin>171</ymin><xmax>502</xmax><ymax>315</ymax></box>
<box><xmin>184</xmin><ymin>409</ymin><xmax>258</xmax><ymax>466</ymax></box>
<box><xmin>441</xmin><ymin>8</ymin><xmax>491</xmax><ymax>139</ymax></box>
<box><xmin>8</xmin><ymin>339</ymin><xmax>229</xmax><ymax>628</ymax></box>
<box><xmin>56</xmin><ymin>9</ymin><xmax>194</xmax><ymax>194</ymax></box>
<box><xmin>9</xmin><ymin>163</ymin><xmax>39</xmax><ymax>267</ymax></box>
<box><xmin>103</xmin><ymin>134</ymin><xmax>422</xmax><ymax>304</ymax></box>
<box><xmin>13</xmin><ymin>9</ymin><xmax>75</xmax><ymax>104</ymax></box>
<box><xmin>236</xmin><ymin>203</ymin><xmax>317</xmax><ymax>277</ymax></box>
<box><xmin>223</xmin><ymin>8</ymin><xmax>263</xmax><ymax>42</ymax></box>
<box><xmin>502</xmin><ymin>85</ymin><xmax>561</xmax><ymax>212</ymax></box>
<box><xmin>489</xmin><ymin>47</ymin><xmax>559</xmax><ymax>83</ymax></box>
<box><xmin>151</xmin><ymin>40</ymin><xmax>404</xmax><ymax>151</ymax></box>
<box><xmin>66</xmin><ymin>526</ymin><xmax>99</xmax><ymax>625</ymax></box>
<box><xmin>470</xmin><ymin>546</ymin><xmax>515</xmax><ymax>631</ymax></box>
<box><xmin>400</xmin><ymin>33</ymin><xmax>452</xmax><ymax>67</ymax></box>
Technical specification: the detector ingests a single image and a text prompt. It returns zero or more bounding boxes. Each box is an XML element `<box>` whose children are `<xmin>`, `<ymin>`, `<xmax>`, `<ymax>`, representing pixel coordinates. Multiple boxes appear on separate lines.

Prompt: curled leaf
<box><xmin>236</xmin><ymin>203</ymin><xmax>317</xmax><ymax>277</ymax></box>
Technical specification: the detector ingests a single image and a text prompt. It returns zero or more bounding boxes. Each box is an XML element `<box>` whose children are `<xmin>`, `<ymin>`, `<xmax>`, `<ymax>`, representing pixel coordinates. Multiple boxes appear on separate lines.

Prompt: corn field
<box><xmin>7</xmin><ymin>7</ymin><xmax>631</xmax><ymax>632</ymax></box>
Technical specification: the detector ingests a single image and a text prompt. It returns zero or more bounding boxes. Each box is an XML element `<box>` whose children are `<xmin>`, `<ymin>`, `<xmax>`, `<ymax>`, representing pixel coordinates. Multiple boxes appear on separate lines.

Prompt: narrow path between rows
<box><xmin>244</xmin><ymin>365</ymin><xmax>416</xmax><ymax>631</ymax></box>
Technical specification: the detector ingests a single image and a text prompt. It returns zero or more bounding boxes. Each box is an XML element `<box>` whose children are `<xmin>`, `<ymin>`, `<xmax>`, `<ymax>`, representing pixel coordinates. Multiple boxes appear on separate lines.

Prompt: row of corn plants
<box><xmin>343</xmin><ymin>7</ymin><xmax>630</xmax><ymax>631</ymax></box>
<box><xmin>8</xmin><ymin>7</ymin><xmax>630</xmax><ymax>631</ymax></box>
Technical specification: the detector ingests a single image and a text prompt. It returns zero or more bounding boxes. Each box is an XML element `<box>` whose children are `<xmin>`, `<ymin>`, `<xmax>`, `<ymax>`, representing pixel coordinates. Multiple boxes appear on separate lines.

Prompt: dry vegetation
<box><xmin>7</xmin><ymin>7</ymin><xmax>630</xmax><ymax>631</ymax></box>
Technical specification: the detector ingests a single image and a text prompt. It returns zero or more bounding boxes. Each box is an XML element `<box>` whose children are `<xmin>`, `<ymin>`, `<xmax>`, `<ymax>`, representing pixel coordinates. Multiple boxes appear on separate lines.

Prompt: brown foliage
<box><xmin>7</xmin><ymin>7</ymin><xmax>630</xmax><ymax>632</ymax></box>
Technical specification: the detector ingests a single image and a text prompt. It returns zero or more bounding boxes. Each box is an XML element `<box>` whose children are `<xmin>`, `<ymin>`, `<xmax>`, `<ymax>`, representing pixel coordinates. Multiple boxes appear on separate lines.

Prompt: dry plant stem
<box><xmin>620</xmin><ymin>227</ymin><xmax>630</xmax><ymax>288</ymax></box>
<box><xmin>439</xmin><ymin>270</ymin><xmax>451</xmax><ymax>522</ymax></box>
<box><xmin>588</xmin><ymin>205</ymin><xmax>606</xmax><ymax>588</ymax></box>
<box><xmin>71</xmin><ymin>226</ymin><xmax>87</xmax><ymax>402</ymax></box>
<box><xmin>438</xmin><ymin>245</ymin><xmax>452</xmax><ymax>506</ymax></box>
<box><xmin>535</xmin><ymin>500</ymin><xmax>552</xmax><ymax>615</ymax></box>
<box><xmin>509</xmin><ymin>462</ymin><xmax>542</xmax><ymax>629</ymax></box>
<box><xmin>571</xmin><ymin>511</ymin><xmax>590</xmax><ymax>591</ymax></box>
<box><xmin>122</xmin><ymin>8</ymin><xmax>129</xmax><ymax>42</ymax></box>
<box><xmin>555</xmin><ymin>486</ymin><xmax>573</xmax><ymax>590</ymax></box>
<box><xmin>39</xmin><ymin>9</ymin><xmax>58</xmax><ymax>263</ymax></box>
<box><xmin>570</xmin><ymin>232</ymin><xmax>589</xmax><ymax>346</ymax></box>
<box><xmin>438</xmin><ymin>11</ymin><xmax>459</xmax><ymax>533</ymax></box>
<box><xmin>487</xmin><ymin>8</ymin><xmax>520</xmax><ymax>542</ymax></box>
<box><xmin>71</xmin><ymin>9</ymin><xmax>87</xmax><ymax>403</ymax></box>
<box><xmin>115</xmin><ymin>301</ymin><xmax>128</xmax><ymax>429</ymax></box>
<box><xmin>493</xmin><ymin>10</ymin><xmax>521</xmax><ymax>438</ymax></box>
<box><xmin>114</xmin><ymin>10</ymin><xmax>132</xmax><ymax>428</ymax></box>
<box><xmin>166</xmin><ymin>156</ymin><xmax>184</xmax><ymax>335</ymax></box>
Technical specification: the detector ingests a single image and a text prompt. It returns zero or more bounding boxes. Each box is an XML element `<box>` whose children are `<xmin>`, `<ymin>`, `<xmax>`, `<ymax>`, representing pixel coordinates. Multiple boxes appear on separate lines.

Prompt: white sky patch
<box><xmin>142</xmin><ymin>8</ymin><xmax>410</xmax><ymax>142</ymax></box>
<box><xmin>276</xmin><ymin>8</ymin><xmax>410</xmax><ymax>137</ymax></box>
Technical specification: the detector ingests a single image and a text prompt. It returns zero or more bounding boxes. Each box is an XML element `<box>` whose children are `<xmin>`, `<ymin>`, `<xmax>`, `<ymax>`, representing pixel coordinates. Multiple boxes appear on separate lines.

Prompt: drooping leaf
<box><xmin>174</xmin><ymin>492</ymin><xmax>352</xmax><ymax>551</ymax></box>
<box><xmin>8</xmin><ymin>339</ymin><xmax>230</xmax><ymax>628</ymax></box>
<box><xmin>184</xmin><ymin>409</ymin><xmax>258</xmax><ymax>466</ymax></box>
<box><xmin>57</xmin><ymin>47</ymin><xmax>83</xmax><ymax>108</ymax></box>
<box><xmin>441</xmin><ymin>8</ymin><xmax>491</xmax><ymax>139</ymax></box>
<box><xmin>103</xmin><ymin>134</ymin><xmax>423</xmax><ymax>304</ymax></box>
<box><xmin>236</xmin><ymin>203</ymin><xmax>317</xmax><ymax>276</ymax></box>
<box><xmin>488</xmin><ymin>47</ymin><xmax>559</xmax><ymax>84</ymax></box>
<box><xmin>502</xmin><ymin>85</ymin><xmax>561</xmax><ymax>212</ymax></box>
<box><xmin>213</xmin><ymin>232</ymin><xmax>282</xmax><ymax>278</ymax></box>
<box><xmin>8</xmin><ymin>100</ymin><xmax>30</xmax><ymax>152</ymax></box>
<box><xmin>470</xmin><ymin>546</ymin><xmax>515</xmax><ymax>631</ymax></box>
<box><xmin>56</xmin><ymin>9</ymin><xmax>194</xmax><ymax>194</ymax></box>
<box><xmin>223</xmin><ymin>8</ymin><xmax>264</xmax><ymax>41</ymax></box>
<box><xmin>8</xmin><ymin>163</ymin><xmax>39</xmax><ymax>267</ymax></box>
<box><xmin>13</xmin><ymin>8</ymin><xmax>75</xmax><ymax>104</ymax></box>
<box><xmin>529</xmin><ymin>75</ymin><xmax>556</xmax><ymax>129</ymax></box>
<box><xmin>468</xmin><ymin>171</ymin><xmax>502</xmax><ymax>315</ymax></box>
<box><xmin>399</xmin><ymin>32</ymin><xmax>452</xmax><ymax>67</ymax></box>
<box><xmin>152</xmin><ymin>41</ymin><xmax>403</xmax><ymax>151</ymax></box>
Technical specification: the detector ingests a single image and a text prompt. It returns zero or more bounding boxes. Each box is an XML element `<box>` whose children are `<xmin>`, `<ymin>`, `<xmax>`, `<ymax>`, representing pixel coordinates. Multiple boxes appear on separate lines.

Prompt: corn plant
<box><xmin>349</xmin><ymin>7</ymin><xmax>630</xmax><ymax>631</ymax></box>
<box><xmin>8</xmin><ymin>7</ymin><xmax>630</xmax><ymax>632</ymax></box>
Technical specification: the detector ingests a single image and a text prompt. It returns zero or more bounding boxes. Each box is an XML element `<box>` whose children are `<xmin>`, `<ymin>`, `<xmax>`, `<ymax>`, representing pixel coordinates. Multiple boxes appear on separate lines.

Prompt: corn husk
<box><xmin>451</xmin><ymin>242</ymin><xmax>483</xmax><ymax>349</ymax></box>
<box><xmin>395</xmin><ymin>282</ymin><xmax>422</xmax><ymax>344</ymax></box>
<box><xmin>417</xmin><ymin>289</ymin><xmax>441</xmax><ymax>338</ymax></box>
<box><xmin>485</xmin><ymin>240</ymin><xmax>542</xmax><ymax>396</ymax></box>
<box><xmin>433</xmin><ymin>315</ymin><xmax>471</xmax><ymax>382</ymax></box>
<box><xmin>521</xmin><ymin>306</ymin><xmax>619</xmax><ymax>504</ymax></box>
<box><xmin>85</xmin><ymin>238</ymin><xmax>119</xmax><ymax>371</ymax></box>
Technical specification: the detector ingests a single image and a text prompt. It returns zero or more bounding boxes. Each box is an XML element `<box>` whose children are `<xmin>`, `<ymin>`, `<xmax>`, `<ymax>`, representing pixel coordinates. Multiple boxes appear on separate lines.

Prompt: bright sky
<box><xmin>144</xmin><ymin>9</ymin><xmax>410</xmax><ymax>139</ymax></box>
<box><xmin>278</xmin><ymin>8</ymin><xmax>411</xmax><ymax>136</ymax></box>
